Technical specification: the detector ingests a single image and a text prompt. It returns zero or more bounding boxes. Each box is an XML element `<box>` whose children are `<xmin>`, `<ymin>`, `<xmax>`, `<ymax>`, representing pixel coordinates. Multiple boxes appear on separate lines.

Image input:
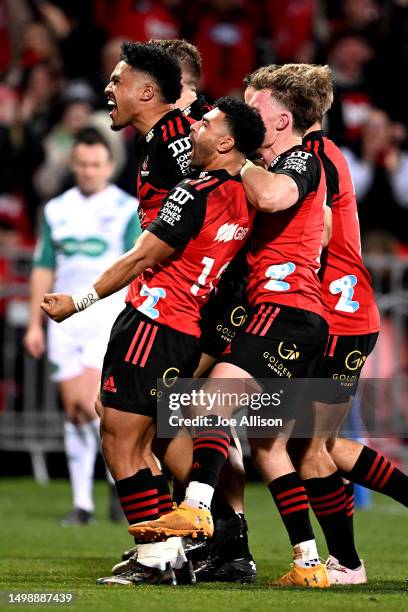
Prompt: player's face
<box><xmin>105</xmin><ymin>61</ymin><xmax>147</xmax><ymax>131</ymax></box>
<box><xmin>72</xmin><ymin>143</ymin><xmax>113</xmax><ymax>195</ymax></box>
<box><xmin>190</xmin><ymin>108</ymin><xmax>232</xmax><ymax>168</ymax></box>
<box><xmin>245</xmin><ymin>88</ymin><xmax>283</xmax><ymax>149</ymax></box>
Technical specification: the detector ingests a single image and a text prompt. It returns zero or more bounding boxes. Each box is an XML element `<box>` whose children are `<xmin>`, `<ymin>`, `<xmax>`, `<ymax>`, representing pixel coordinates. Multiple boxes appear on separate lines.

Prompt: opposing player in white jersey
<box><xmin>24</xmin><ymin>128</ymin><xmax>141</xmax><ymax>524</ymax></box>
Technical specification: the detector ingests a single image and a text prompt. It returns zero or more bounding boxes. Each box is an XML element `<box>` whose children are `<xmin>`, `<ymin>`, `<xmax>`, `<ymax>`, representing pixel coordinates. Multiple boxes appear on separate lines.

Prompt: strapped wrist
<box><xmin>72</xmin><ymin>286</ymin><xmax>100</xmax><ymax>312</ymax></box>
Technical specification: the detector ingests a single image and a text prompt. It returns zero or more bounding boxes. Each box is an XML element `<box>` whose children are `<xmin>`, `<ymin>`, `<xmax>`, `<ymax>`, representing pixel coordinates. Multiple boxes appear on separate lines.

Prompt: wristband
<box><xmin>72</xmin><ymin>286</ymin><xmax>100</xmax><ymax>312</ymax></box>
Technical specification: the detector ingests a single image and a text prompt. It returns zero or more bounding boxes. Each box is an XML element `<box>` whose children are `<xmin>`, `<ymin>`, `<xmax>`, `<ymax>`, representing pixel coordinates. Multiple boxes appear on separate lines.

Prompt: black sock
<box><xmin>304</xmin><ymin>472</ymin><xmax>360</xmax><ymax>569</ymax></box>
<box><xmin>115</xmin><ymin>468</ymin><xmax>158</xmax><ymax>525</ymax></box>
<box><xmin>190</xmin><ymin>417</ymin><xmax>231</xmax><ymax>487</ymax></box>
<box><xmin>210</xmin><ymin>495</ymin><xmax>251</xmax><ymax>560</ymax></box>
<box><xmin>153</xmin><ymin>473</ymin><xmax>173</xmax><ymax>516</ymax></box>
<box><xmin>344</xmin><ymin>445</ymin><xmax>408</xmax><ymax>507</ymax></box>
<box><xmin>172</xmin><ymin>478</ymin><xmax>185</xmax><ymax>505</ymax></box>
<box><xmin>268</xmin><ymin>472</ymin><xmax>315</xmax><ymax>547</ymax></box>
<box><xmin>344</xmin><ymin>481</ymin><xmax>355</xmax><ymax>532</ymax></box>
<box><xmin>228</xmin><ymin>513</ymin><xmax>251</xmax><ymax>559</ymax></box>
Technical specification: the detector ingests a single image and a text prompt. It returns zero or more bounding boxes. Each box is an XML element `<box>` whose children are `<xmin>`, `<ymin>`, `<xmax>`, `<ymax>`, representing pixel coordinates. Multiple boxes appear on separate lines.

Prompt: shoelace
<box><xmin>326</xmin><ymin>559</ymin><xmax>347</xmax><ymax>572</ymax></box>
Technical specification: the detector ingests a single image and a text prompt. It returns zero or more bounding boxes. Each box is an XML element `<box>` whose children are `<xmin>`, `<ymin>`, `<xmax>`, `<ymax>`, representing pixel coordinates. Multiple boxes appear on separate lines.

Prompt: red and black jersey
<box><xmin>126</xmin><ymin>170</ymin><xmax>255</xmax><ymax>337</ymax></box>
<box><xmin>182</xmin><ymin>95</ymin><xmax>213</xmax><ymax>122</ymax></box>
<box><xmin>304</xmin><ymin>130</ymin><xmax>380</xmax><ymax>335</ymax></box>
<box><xmin>246</xmin><ymin>145</ymin><xmax>326</xmax><ymax>318</ymax></box>
<box><xmin>136</xmin><ymin>109</ymin><xmax>194</xmax><ymax>229</ymax></box>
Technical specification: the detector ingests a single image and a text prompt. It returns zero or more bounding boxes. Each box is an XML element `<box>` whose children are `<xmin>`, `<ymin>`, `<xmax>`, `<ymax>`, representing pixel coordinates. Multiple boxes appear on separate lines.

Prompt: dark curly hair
<box><xmin>120</xmin><ymin>42</ymin><xmax>182</xmax><ymax>104</ymax></box>
<box><xmin>215</xmin><ymin>97</ymin><xmax>266</xmax><ymax>156</ymax></box>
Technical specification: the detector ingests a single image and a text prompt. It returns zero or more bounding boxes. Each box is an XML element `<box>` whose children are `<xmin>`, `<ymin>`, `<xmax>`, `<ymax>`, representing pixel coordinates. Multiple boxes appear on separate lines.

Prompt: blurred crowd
<box><xmin>1</xmin><ymin>0</ymin><xmax>408</xmax><ymax>255</ymax></box>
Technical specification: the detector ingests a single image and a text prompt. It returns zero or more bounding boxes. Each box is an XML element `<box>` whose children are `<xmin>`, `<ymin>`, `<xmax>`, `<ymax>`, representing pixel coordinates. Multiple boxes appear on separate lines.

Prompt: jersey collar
<box><xmin>145</xmin><ymin>109</ymin><xmax>183</xmax><ymax>142</ymax></box>
<box><xmin>303</xmin><ymin>129</ymin><xmax>325</xmax><ymax>142</ymax></box>
<box><xmin>198</xmin><ymin>168</ymin><xmax>241</xmax><ymax>182</ymax></box>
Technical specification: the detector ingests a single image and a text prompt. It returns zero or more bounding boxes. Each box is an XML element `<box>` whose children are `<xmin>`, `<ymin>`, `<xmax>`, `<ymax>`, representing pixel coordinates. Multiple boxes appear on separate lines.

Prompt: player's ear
<box><xmin>276</xmin><ymin>111</ymin><xmax>290</xmax><ymax>132</ymax></box>
<box><xmin>141</xmin><ymin>84</ymin><xmax>154</xmax><ymax>101</ymax></box>
<box><xmin>217</xmin><ymin>135</ymin><xmax>235</xmax><ymax>154</ymax></box>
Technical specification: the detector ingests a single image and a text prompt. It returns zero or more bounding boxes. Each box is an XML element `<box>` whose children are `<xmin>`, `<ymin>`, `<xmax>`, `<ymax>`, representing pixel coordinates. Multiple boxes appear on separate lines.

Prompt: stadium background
<box><xmin>0</xmin><ymin>0</ymin><xmax>407</xmax><ymax>601</ymax></box>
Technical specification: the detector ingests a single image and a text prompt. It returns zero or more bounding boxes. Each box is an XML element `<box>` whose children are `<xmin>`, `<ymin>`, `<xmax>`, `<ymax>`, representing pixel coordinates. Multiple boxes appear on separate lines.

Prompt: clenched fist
<box><xmin>41</xmin><ymin>293</ymin><xmax>76</xmax><ymax>322</ymax></box>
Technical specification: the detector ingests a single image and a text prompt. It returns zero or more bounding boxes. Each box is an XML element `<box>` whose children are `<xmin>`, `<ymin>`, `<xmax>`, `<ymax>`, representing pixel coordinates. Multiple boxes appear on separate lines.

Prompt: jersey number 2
<box><xmin>330</xmin><ymin>274</ymin><xmax>360</xmax><ymax>312</ymax></box>
<box><xmin>264</xmin><ymin>262</ymin><xmax>296</xmax><ymax>291</ymax></box>
<box><xmin>138</xmin><ymin>284</ymin><xmax>166</xmax><ymax>319</ymax></box>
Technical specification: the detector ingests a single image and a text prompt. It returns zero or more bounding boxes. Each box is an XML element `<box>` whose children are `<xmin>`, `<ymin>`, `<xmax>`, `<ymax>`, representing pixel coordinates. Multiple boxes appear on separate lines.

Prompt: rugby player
<box><xmin>103</xmin><ymin>40</ymin><xmax>198</xmax><ymax>577</ymax></box>
<box><xmin>41</xmin><ymin>98</ymin><xmax>266</xmax><ymax>586</ymax></box>
<box><xmin>278</xmin><ymin>63</ymin><xmax>408</xmax><ymax>584</ymax></box>
<box><xmin>150</xmin><ymin>38</ymin><xmax>256</xmax><ymax>584</ymax></box>
<box><xmin>151</xmin><ymin>39</ymin><xmax>213</xmax><ymax>121</ymax></box>
<box><xmin>130</xmin><ymin>65</ymin><xmax>333</xmax><ymax>588</ymax></box>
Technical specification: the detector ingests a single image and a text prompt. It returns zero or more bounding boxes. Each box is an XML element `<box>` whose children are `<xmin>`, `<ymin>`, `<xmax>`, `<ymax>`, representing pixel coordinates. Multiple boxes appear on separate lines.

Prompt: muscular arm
<box><xmin>93</xmin><ymin>231</ymin><xmax>174</xmax><ymax>298</ymax></box>
<box><xmin>41</xmin><ymin>231</ymin><xmax>175</xmax><ymax>322</ymax></box>
<box><xmin>240</xmin><ymin>161</ymin><xmax>299</xmax><ymax>213</ymax></box>
<box><xmin>24</xmin><ymin>267</ymin><xmax>55</xmax><ymax>358</ymax></box>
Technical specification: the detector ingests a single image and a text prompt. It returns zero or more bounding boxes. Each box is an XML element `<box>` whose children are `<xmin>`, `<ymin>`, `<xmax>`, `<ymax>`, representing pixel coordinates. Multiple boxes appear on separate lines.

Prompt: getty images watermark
<box><xmin>155</xmin><ymin>376</ymin><xmax>404</xmax><ymax>439</ymax></box>
<box><xmin>167</xmin><ymin>388</ymin><xmax>284</xmax><ymax>428</ymax></box>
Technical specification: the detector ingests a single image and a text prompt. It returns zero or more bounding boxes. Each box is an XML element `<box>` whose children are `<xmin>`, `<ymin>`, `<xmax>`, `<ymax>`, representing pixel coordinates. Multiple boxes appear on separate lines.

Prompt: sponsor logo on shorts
<box><xmin>230</xmin><ymin>305</ymin><xmax>247</xmax><ymax>327</ymax></box>
<box><xmin>345</xmin><ymin>350</ymin><xmax>366</xmax><ymax>371</ymax></box>
<box><xmin>278</xmin><ymin>342</ymin><xmax>300</xmax><ymax>361</ymax></box>
<box><xmin>262</xmin><ymin>352</ymin><xmax>293</xmax><ymax>378</ymax></box>
<box><xmin>216</xmin><ymin>324</ymin><xmax>235</xmax><ymax>342</ymax></box>
<box><xmin>150</xmin><ymin>367</ymin><xmax>180</xmax><ymax>398</ymax></box>
<box><xmin>163</xmin><ymin>367</ymin><xmax>180</xmax><ymax>388</ymax></box>
<box><xmin>103</xmin><ymin>376</ymin><xmax>117</xmax><ymax>393</ymax></box>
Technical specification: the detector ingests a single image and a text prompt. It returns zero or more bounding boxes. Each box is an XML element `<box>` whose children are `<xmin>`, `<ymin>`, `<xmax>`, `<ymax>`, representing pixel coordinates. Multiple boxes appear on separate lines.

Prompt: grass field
<box><xmin>0</xmin><ymin>478</ymin><xmax>407</xmax><ymax>611</ymax></box>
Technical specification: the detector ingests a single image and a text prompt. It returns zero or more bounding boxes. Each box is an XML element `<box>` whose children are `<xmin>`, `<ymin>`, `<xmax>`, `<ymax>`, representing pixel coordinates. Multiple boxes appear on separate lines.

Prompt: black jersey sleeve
<box><xmin>158</xmin><ymin>121</ymin><xmax>194</xmax><ymax>186</ymax></box>
<box><xmin>147</xmin><ymin>180</ymin><xmax>206</xmax><ymax>249</ymax></box>
<box><xmin>271</xmin><ymin>149</ymin><xmax>321</xmax><ymax>202</ymax></box>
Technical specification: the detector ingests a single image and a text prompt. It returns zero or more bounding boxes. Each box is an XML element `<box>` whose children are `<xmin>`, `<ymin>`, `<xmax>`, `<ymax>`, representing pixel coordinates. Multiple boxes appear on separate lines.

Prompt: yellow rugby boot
<box><xmin>271</xmin><ymin>563</ymin><xmax>330</xmax><ymax>588</ymax></box>
<box><xmin>129</xmin><ymin>502</ymin><xmax>214</xmax><ymax>542</ymax></box>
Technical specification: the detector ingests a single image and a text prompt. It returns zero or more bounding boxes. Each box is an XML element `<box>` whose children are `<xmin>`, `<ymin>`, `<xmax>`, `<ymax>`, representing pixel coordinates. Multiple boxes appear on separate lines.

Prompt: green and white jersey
<box><xmin>34</xmin><ymin>185</ymin><xmax>141</xmax><ymax>295</ymax></box>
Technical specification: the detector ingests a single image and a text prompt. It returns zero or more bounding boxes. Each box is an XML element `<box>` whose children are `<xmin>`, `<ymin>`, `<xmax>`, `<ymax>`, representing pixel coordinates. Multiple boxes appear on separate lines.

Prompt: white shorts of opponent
<box><xmin>47</xmin><ymin>294</ymin><xmax>125</xmax><ymax>382</ymax></box>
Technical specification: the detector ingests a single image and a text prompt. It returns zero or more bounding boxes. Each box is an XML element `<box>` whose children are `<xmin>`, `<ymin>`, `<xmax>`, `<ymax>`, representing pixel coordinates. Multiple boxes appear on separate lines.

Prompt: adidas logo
<box><xmin>103</xmin><ymin>376</ymin><xmax>117</xmax><ymax>393</ymax></box>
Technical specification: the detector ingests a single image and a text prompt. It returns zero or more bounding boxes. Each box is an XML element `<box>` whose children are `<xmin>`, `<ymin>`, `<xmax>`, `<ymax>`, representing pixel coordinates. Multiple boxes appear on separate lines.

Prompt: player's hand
<box><xmin>23</xmin><ymin>325</ymin><xmax>46</xmax><ymax>358</ymax></box>
<box><xmin>41</xmin><ymin>293</ymin><xmax>76</xmax><ymax>322</ymax></box>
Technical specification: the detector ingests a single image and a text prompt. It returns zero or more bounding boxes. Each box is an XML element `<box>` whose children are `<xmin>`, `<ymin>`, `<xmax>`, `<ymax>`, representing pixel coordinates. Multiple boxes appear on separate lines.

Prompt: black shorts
<box><xmin>311</xmin><ymin>332</ymin><xmax>379</xmax><ymax>403</ymax></box>
<box><xmin>200</xmin><ymin>252</ymin><xmax>248</xmax><ymax>358</ymax></box>
<box><xmin>221</xmin><ymin>303</ymin><xmax>328</xmax><ymax>379</ymax></box>
<box><xmin>100</xmin><ymin>304</ymin><xmax>201</xmax><ymax>416</ymax></box>
<box><xmin>219</xmin><ymin>303</ymin><xmax>328</xmax><ymax>423</ymax></box>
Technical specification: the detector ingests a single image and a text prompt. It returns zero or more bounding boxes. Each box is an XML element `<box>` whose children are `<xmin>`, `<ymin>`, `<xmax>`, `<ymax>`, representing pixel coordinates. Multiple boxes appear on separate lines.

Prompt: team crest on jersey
<box><xmin>141</xmin><ymin>156</ymin><xmax>149</xmax><ymax>177</ymax></box>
